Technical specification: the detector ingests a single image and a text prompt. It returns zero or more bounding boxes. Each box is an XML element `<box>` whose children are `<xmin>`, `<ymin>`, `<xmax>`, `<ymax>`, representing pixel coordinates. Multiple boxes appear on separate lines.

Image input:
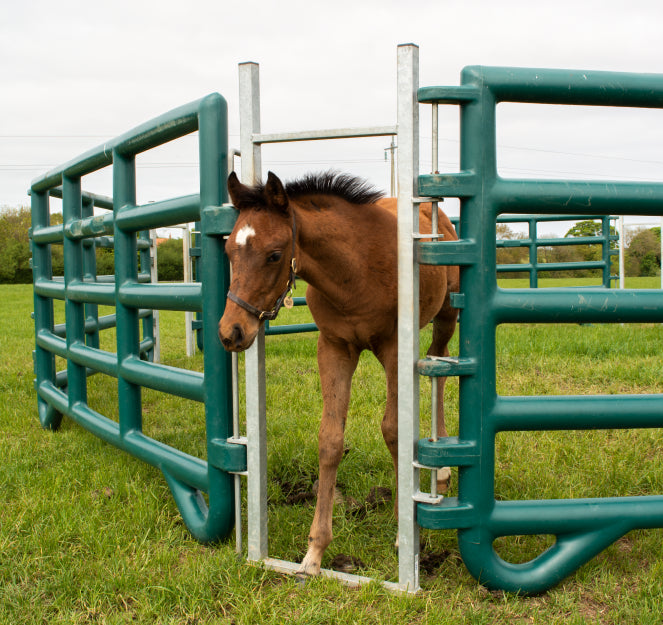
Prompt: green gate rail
<box><xmin>30</xmin><ymin>94</ymin><xmax>244</xmax><ymax>543</ymax></box>
<box><xmin>416</xmin><ymin>66</ymin><xmax>663</xmax><ymax>594</ymax></box>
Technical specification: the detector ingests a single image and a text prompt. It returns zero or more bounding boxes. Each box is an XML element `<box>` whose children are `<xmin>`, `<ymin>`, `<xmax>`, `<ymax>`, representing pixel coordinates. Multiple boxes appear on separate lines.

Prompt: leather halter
<box><xmin>226</xmin><ymin>213</ymin><xmax>298</xmax><ymax>322</ymax></box>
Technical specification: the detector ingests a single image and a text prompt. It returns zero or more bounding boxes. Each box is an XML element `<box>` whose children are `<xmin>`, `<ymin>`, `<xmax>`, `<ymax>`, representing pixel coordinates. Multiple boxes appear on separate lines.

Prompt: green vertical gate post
<box><xmin>192</xmin><ymin>93</ymin><xmax>235</xmax><ymax>542</ymax></box>
<box><xmin>415</xmin><ymin>66</ymin><xmax>663</xmax><ymax>594</ymax></box>
<box><xmin>31</xmin><ymin>188</ymin><xmax>63</xmax><ymax>430</ymax></box>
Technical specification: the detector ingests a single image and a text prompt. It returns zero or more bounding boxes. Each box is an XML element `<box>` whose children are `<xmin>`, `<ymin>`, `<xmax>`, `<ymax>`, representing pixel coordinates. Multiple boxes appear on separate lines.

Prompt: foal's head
<box><xmin>219</xmin><ymin>171</ymin><xmax>297</xmax><ymax>352</ymax></box>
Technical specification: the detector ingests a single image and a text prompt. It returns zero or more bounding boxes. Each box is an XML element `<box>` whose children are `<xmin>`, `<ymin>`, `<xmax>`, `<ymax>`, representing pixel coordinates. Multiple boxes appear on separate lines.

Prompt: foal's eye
<box><xmin>267</xmin><ymin>251</ymin><xmax>283</xmax><ymax>264</ymax></box>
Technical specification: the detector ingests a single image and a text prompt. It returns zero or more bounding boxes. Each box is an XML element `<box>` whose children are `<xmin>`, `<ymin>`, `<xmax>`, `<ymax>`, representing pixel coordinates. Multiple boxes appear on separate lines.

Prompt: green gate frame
<box><xmin>30</xmin><ymin>94</ymin><xmax>245</xmax><ymax>544</ymax></box>
<box><xmin>412</xmin><ymin>65</ymin><xmax>663</xmax><ymax>593</ymax></box>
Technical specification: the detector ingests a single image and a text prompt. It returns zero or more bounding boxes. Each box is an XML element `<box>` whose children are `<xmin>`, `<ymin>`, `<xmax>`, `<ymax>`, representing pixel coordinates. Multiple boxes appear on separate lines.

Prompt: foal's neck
<box><xmin>293</xmin><ymin>202</ymin><xmax>365</xmax><ymax>303</ymax></box>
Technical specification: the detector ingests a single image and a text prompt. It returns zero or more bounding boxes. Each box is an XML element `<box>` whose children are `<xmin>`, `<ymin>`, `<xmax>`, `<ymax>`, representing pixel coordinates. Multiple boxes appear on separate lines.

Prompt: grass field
<box><xmin>2</xmin><ymin>279</ymin><xmax>663</xmax><ymax>624</ymax></box>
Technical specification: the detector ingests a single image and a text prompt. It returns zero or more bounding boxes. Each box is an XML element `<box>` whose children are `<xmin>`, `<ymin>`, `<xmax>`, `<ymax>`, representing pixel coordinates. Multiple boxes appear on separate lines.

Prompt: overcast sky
<box><xmin>3</xmin><ymin>0</ymin><xmax>663</xmax><ymax>234</ymax></box>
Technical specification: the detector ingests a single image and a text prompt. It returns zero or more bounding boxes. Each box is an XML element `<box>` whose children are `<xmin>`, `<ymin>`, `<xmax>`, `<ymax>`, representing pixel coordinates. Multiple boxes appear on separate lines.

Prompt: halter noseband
<box><xmin>226</xmin><ymin>213</ymin><xmax>298</xmax><ymax>322</ymax></box>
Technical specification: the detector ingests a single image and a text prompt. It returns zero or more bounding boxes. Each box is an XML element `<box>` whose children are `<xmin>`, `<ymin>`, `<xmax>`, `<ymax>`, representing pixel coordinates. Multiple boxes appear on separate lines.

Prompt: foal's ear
<box><xmin>265</xmin><ymin>171</ymin><xmax>289</xmax><ymax>213</ymax></box>
<box><xmin>227</xmin><ymin>171</ymin><xmax>252</xmax><ymax>210</ymax></box>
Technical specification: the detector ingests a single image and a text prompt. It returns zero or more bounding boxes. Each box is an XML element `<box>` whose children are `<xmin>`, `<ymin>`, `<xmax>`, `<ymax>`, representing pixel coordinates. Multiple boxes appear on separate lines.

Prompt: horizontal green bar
<box><xmin>124</xmin><ymin>431</ymin><xmax>208</xmax><ymax>492</ymax></box>
<box><xmin>417</xmin><ymin>85</ymin><xmax>480</xmax><ymax>104</ymax></box>
<box><xmin>121</xmin><ymin>356</ymin><xmax>204</xmax><ymax>402</ymax></box>
<box><xmin>464</xmin><ymin>66</ymin><xmax>663</xmax><ymax>107</ymax></box>
<box><xmin>201</xmin><ymin>204</ymin><xmax>239</xmax><ymax>236</ymax></box>
<box><xmin>113</xmin><ymin>95</ymin><xmax>211</xmax><ymax>156</ymax></box>
<box><xmin>497</xmin><ymin>264</ymin><xmax>533</xmax><ymax>273</ymax></box>
<box><xmin>69</xmin><ymin>343</ymin><xmax>118</xmax><ymax>378</ymax></box>
<box><xmin>64</xmin><ymin>213</ymin><xmax>114</xmax><ymax>239</ymax></box>
<box><xmin>116</xmin><ymin>194</ymin><xmax>200</xmax><ymax>232</ymax></box>
<box><xmin>492</xmin><ymin>179</ymin><xmax>663</xmax><ymax>216</ymax></box>
<box><xmin>32</xmin><ymin>224</ymin><xmax>64</xmax><ymax>244</ymax></box>
<box><xmin>265</xmin><ymin>322</ymin><xmax>318</xmax><ymax>336</ymax></box>
<box><xmin>418</xmin><ymin>436</ymin><xmax>479</xmax><ymax>468</ymax></box>
<box><xmin>531</xmin><ymin>261</ymin><xmax>606</xmax><ymax>272</ymax></box>
<box><xmin>48</xmin><ymin>186</ymin><xmax>114</xmax><ymax>211</ymax></box>
<box><xmin>417</xmin><ymin>356</ymin><xmax>477</xmax><ymax>377</ymax></box>
<box><xmin>494</xmin><ymin>288</ymin><xmax>663</xmax><ymax>323</ymax></box>
<box><xmin>31</xmin><ymin>147</ymin><xmax>112</xmax><ymax>192</ymax></box>
<box><xmin>416</xmin><ymin>239</ymin><xmax>478</xmax><ymax>266</ymax></box>
<box><xmin>208</xmin><ymin>438</ymin><xmax>247</xmax><ymax>473</ymax></box>
<box><xmin>492</xmin><ymin>394</ymin><xmax>663</xmax><ymax>432</ymax></box>
<box><xmin>34</xmin><ymin>278</ymin><xmax>65</xmax><ymax>300</ymax></box>
<box><xmin>417</xmin><ymin>497</ymin><xmax>477</xmax><ymax>530</ymax></box>
<box><xmin>36</xmin><ymin>330</ymin><xmax>68</xmax><ymax>358</ymax></box>
<box><xmin>67</xmin><ymin>281</ymin><xmax>116</xmax><ymax>306</ymax></box>
<box><xmin>489</xmin><ymin>495</ymin><xmax>663</xmax><ymax>537</ymax></box>
<box><xmin>418</xmin><ymin>172</ymin><xmax>478</xmax><ymax>198</ymax></box>
<box><xmin>496</xmin><ymin>214</ymin><xmax>618</xmax><ymax>224</ymax></box>
<box><xmin>496</xmin><ymin>236</ymin><xmax>610</xmax><ymax>248</ymax></box>
<box><xmin>497</xmin><ymin>261</ymin><xmax>606</xmax><ymax>274</ymax></box>
<box><xmin>119</xmin><ymin>283</ymin><xmax>202</xmax><ymax>311</ymax></box>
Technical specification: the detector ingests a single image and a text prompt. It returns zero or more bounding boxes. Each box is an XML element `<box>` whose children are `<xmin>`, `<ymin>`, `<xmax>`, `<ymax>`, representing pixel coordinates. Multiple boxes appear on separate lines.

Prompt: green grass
<box><xmin>2</xmin><ymin>279</ymin><xmax>663</xmax><ymax>624</ymax></box>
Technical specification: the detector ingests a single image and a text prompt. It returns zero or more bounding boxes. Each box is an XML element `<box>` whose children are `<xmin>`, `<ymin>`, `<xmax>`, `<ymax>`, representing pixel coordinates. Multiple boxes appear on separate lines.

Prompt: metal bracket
<box><xmin>412</xmin><ymin>461</ymin><xmax>445</xmax><ymax>505</ymax></box>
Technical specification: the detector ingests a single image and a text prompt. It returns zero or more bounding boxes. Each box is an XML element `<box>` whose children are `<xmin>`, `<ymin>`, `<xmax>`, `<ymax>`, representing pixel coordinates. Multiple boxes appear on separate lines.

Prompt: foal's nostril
<box><xmin>220</xmin><ymin>323</ymin><xmax>245</xmax><ymax>351</ymax></box>
<box><xmin>230</xmin><ymin>324</ymin><xmax>245</xmax><ymax>349</ymax></box>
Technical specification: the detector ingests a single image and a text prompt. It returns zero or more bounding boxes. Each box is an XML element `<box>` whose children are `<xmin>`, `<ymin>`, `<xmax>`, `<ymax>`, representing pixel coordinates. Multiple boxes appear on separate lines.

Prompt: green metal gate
<box><xmin>407</xmin><ymin>64</ymin><xmax>663</xmax><ymax>593</ymax></box>
<box><xmin>30</xmin><ymin>94</ymin><xmax>245</xmax><ymax>543</ymax></box>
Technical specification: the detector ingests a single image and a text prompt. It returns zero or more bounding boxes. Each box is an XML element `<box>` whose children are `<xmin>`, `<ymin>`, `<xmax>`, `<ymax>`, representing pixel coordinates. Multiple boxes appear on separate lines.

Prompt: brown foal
<box><xmin>219</xmin><ymin>171</ymin><xmax>459</xmax><ymax>576</ymax></box>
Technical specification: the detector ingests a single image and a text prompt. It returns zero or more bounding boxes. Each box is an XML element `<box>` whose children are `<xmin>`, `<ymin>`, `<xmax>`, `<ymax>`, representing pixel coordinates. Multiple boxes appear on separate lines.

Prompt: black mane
<box><xmin>284</xmin><ymin>172</ymin><xmax>385</xmax><ymax>205</ymax></box>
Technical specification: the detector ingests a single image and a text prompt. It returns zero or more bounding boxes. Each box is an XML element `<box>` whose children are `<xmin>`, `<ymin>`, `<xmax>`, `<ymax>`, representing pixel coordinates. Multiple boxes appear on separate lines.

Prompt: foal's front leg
<box><xmin>297</xmin><ymin>335</ymin><xmax>359</xmax><ymax>577</ymax></box>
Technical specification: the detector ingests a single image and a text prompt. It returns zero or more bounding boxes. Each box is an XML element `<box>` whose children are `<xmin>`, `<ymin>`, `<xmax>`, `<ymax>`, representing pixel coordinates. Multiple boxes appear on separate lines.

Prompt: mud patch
<box><xmin>330</xmin><ymin>554</ymin><xmax>367</xmax><ymax>573</ymax></box>
<box><xmin>419</xmin><ymin>548</ymin><xmax>453</xmax><ymax>575</ymax></box>
<box><xmin>346</xmin><ymin>486</ymin><xmax>393</xmax><ymax>518</ymax></box>
<box><xmin>275</xmin><ymin>476</ymin><xmax>317</xmax><ymax>506</ymax></box>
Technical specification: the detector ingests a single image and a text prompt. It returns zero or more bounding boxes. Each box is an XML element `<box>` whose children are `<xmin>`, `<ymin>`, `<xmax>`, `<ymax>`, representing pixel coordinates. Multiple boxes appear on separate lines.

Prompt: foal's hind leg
<box><xmin>427</xmin><ymin>301</ymin><xmax>458</xmax><ymax>493</ymax></box>
<box><xmin>298</xmin><ymin>334</ymin><xmax>359</xmax><ymax>577</ymax></box>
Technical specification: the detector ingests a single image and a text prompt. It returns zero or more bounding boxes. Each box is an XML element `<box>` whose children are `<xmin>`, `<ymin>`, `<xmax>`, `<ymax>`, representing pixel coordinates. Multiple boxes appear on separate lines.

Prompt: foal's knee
<box><xmin>318</xmin><ymin>428</ymin><xmax>345</xmax><ymax>469</ymax></box>
<box><xmin>380</xmin><ymin>417</ymin><xmax>397</xmax><ymax>450</ymax></box>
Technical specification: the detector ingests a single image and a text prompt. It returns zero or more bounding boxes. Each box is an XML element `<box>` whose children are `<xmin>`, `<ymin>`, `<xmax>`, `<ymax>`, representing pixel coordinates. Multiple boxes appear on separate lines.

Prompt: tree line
<box><xmin>0</xmin><ymin>206</ymin><xmax>184</xmax><ymax>284</ymax></box>
<box><xmin>497</xmin><ymin>219</ymin><xmax>660</xmax><ymax>279</ymax></box>
<box><xmin>1</xmin><ymin>206</ymin><xmax>660</xmax><ymax>284</ymax></box>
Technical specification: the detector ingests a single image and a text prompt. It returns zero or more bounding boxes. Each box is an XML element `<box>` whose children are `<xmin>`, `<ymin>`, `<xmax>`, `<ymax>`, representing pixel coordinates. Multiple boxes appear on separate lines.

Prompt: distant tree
<box><xmin>558</xmin><ymin>219</ymin><xmax>620</xmax><ymax>278</ymax></box>
<box><xmin>495</xmin><ymin>224</ymin><xmax>528</xmax><ymax>277</ymax></box>
<box><xmin>156</xmin><ymin>238</ymin><xmax>184</xmax><ymax>281</ymax></box>
<box><xmin>95</xmin><ymin>246</ymin><xmax>115</xmax><ymax>277</ymax></box>
<box><xmin>565</xmin><ymin>220</ymin><xmax>602</xmax><ymax>239</ymax></box>
<box><xmin>626</xmin><ymin>227</ymin><xmax>661</xmax><ymax>277</ymax></box>
<box><xmin>0</xmin><ymin>206</ymin><xmax>34</xmax><ymax>283</ymax></box>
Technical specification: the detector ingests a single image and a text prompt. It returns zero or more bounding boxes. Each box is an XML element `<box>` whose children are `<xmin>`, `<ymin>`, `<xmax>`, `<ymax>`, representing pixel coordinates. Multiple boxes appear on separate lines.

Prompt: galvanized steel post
<box><xmin>396</xmin><ymin>42</ymin><xmax>421</xmax><ymax>594</ymax></box>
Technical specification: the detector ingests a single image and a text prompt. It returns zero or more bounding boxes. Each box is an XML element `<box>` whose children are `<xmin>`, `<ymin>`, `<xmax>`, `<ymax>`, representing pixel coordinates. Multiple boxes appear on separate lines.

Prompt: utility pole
<box><xmin>385</xmin><ymin>138</ymin><xmax>397</xmax><ymax>197</ymax></box>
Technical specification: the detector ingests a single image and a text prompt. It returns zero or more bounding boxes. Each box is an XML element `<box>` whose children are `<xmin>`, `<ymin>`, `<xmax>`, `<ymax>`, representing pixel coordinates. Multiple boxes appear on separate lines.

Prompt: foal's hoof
<box><xmin>296</xmin><ymin>554</ymin><xmax>321</xmax><ymax>578</ymax></box>
<box><xmin>437</xmin><ymin>466</ymin><xmax>452</xmax><ymax>494</ymax></box>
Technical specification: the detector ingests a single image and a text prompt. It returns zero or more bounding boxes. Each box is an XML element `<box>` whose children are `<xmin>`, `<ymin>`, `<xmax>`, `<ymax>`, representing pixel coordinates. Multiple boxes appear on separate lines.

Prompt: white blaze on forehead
<box><xmin>235</xmin><ymin>224</ymin><xmax>256</xmax><ymax>247</ymax></box>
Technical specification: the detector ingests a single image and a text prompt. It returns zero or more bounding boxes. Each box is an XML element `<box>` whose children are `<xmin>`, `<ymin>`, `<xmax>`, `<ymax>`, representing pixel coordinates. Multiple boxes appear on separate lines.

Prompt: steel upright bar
<box><xmin>112</xmin><ymin>152</ymin><xmax>143</xmax><ymax>438</ymax></box>
<box><xmin>239</xmin><ymin>61</ymin><xmax>269</xmax><ymax>562</ymax></box>
<box><xmin>396</xmin><ymin>42</ymin><xmax>421</xmax><ymax>594</ymax></box>
<box><xmin>62</xmin><ymin>175</ymin><xmax>88</xmax><ymax>409</ymax></box>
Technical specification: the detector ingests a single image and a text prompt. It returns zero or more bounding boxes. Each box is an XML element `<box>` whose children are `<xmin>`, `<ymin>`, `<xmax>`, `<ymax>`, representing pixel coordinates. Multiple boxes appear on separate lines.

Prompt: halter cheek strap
<box><xmin>226</xmin><ymin>214</ymin><xmax>298</xmax><ymax>322</ymax></box>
